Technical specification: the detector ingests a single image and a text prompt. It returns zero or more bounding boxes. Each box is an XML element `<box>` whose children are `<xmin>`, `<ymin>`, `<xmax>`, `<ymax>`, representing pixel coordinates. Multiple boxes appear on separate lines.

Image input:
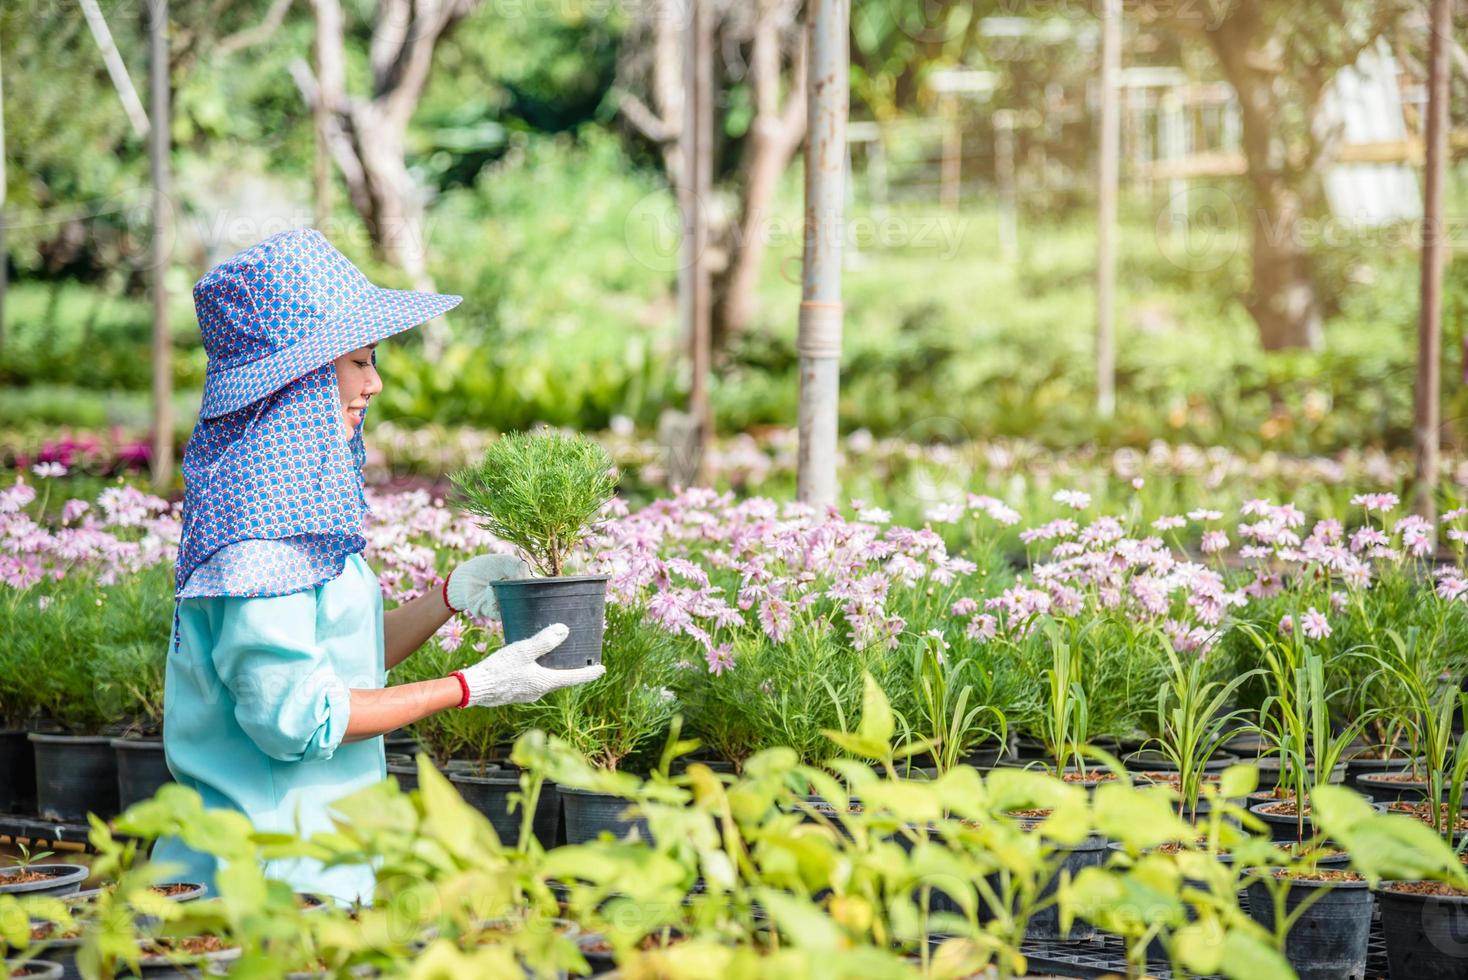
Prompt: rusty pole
<box><xmin>148</xmin><ymin>0</ymin><xmax>173</xmax><ymax>492</ymax></box>
<box><xmin>1415</xmin><ymin>0</ymin><xmax>1450</xmax><ymax>527</ymax></box>
<box><xmin>796</xmin><ymin>0</ymin><xmax>848</xmax><ymax>506</ymax></box>
<box><xmin>1095</xmin><ymin>0</ymin><xmax>1120</xmax><ymax>420</ymax></box>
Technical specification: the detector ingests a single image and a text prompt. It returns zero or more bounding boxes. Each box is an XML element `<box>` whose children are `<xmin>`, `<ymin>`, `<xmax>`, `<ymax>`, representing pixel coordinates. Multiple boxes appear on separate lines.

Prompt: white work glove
<box><xmin>444</xmin><ymin>554</ymin><xmax>529</xmax><ymax>619</ymax></box>
<box><xmin>451</xmin><ymin>624</ymin><xmax>606</xmax><ymax>708</ymax></box>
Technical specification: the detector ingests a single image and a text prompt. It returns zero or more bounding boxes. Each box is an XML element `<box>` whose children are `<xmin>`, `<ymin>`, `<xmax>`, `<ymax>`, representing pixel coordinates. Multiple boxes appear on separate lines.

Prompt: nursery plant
<box><xmin>1144</xmin><ymin>640</ymin><xmax>1263</xmax><ymax>819</ymax></box>
<box><xmin>898</xmin><ymin>636</ymin><xmax>1007</xmax><ymax>774</ymax></box>
<box><xmin>451</xmin><ymin>430</ymin><xmax>618</xmax><ymax>670</ymax></box>
<box><xmin>450</xmin><ymin>430</ymin><xmax>616</xmax><ymax>578</ymax></box>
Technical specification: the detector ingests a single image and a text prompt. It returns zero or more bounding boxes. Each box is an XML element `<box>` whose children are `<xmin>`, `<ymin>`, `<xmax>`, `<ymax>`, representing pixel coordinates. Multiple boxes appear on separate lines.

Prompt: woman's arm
<box><xmin>381</xmin><ymin>585</ymin><xmax>455</xmax><ymax>670</ymax></box>
<box><xmin>342</xmin><ymin>677</ymin><xmax>462</xmax><ymax>743</ymax></box>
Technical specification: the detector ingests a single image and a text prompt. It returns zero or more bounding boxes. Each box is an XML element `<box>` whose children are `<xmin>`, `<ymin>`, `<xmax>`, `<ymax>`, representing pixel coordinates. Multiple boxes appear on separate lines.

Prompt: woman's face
<box><xmin>332</xmin><ymin>343</ymin><xmax>383</xmax><ymax>438</ymax></box>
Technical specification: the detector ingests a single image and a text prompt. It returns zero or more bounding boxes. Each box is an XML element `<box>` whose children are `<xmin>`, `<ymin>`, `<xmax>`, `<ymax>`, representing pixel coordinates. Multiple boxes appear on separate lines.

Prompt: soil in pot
<box><xmin>1343</xmin><ymin>749</ymin><xmax>1423</xmax><ymax>793</ymax></box>
<box><xmin>0</xmin><ymin>731</ymin><xmax>37</xmax><ymax>814</ymax></box>
<box><xmin>0</xmin><ymin>865</ymin><xmax>89</xmax><ymax>898</ymax></box>
<box><xmin>132</xmin><ymin>936</ymin><xmax>241</xmax><ymax>978</ymax></box>
<box><xmin>577</xmin><ymin>928</ymin><xmax>684</xmax><ymax>974</ymax></box>
<box><xmin>1246</xmin><ymin>869</ymin><xmax>1373</xmax><ymax>980</ymax></box>
<box><xmin>29</xmin><ymin>734</ymin><xmax>121</xmax><ymax>822</ymax></box>
<box><xmin>491</xmin><ymin>575</ymin><xmax>609</xmax><ymax>669</ymax></box>
<box><xmin>1356</xmin><ymin>770</ymin><xmax>1432</xmax><ymax>803</ymax></box>
<box><xmin>1378</xmin><ymin>881</ymin><xmax>1468</xmax><ymax>979</ymax></box>
<box><xmin>6</xmin><ymin>961</ymin><xmax>63</xmax><ymax>980</ymax></box>
<box><xmin>110</xmin><ymin>738</ymin><xmax>173</xmax><ymax>810</ymax></box>
<box><xmin>1249</xmin><ymin>799</ymin><xmax>1387</xmax><ymax>843</ymax></box>
<box><xmin>560</xmin><ymin>786</ymin><xmax>650</xmax><ymax>845</ymax></box>
<box><xmin>1384</xmin><ymin>801</ymin><xmax>1468</xmax><ymax>837</ymax></box>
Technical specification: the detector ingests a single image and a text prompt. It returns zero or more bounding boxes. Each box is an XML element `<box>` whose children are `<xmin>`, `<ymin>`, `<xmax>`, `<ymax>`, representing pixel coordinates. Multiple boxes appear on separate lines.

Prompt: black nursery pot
<box><xmin>29</xmin><ymin>733</ymin><xmax>120</xmax><ymax>822</ymax></box>
<box><xmin>1356</xmin><ymin>770</ymin><xmax>1431</xmax><ymax>803</ymax></box>
<box><xmin>492</xmin><ymin>575</ymin><xmax>609</xmax><ymax>670</ymax></box>
<box><xmin>559</xmin><ymin>786</ymin><xmax>650</xmax><ymax>845</ymax></box>
<box><xmin>0</xmin><ymin>729</ymin><xmax>37</xmax><ymax>814</ymax></box>
<box><xmin>1343</xmin><ymin>753</ymin><xmax>1424</xmax><ymax>793</ymax></box>
<box><xmin>0</xmin><ymin>864</ymin><xmax>89</xmax><ymax>898</ymax></box>
<box><xmin>449</xmin><ymin>771</ymin><xmax>561</xmax><ymax>849</ymax></box>
<box><xmin>1378</xmin><ymin>883</ymin><xmax>1468</xmax><ymax>979</ymax></box>
<box><xmin>110</xmin><ymin>737</ymin><xmax>173</xmax><ymax>810</ymax></box>
<box><xmin>1248</xmin><ymin>800</ymin><xmax>1387</xmax><ymax>843</ymax></box>
<box><xmin>1005</xmin><ymin>825</ymin><xmax>1109</xmax><ymax>941</ymax></box>
<box><xmin>6</xmin><ymin>960</ymin><xmax>63</xmax><ymax>980</ymax></box>
<box><xmin>1246</xmin><ymin>874</ymin><xmax>1373</xmax><ymax>980</ymax></box>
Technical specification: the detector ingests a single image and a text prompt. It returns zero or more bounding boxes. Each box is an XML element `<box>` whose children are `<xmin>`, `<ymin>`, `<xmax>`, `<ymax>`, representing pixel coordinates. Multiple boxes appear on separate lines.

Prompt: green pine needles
<box><xmin>450</xmin><ymin>431</ymin><xmax>617</xmax><ymax>577</ymax></box>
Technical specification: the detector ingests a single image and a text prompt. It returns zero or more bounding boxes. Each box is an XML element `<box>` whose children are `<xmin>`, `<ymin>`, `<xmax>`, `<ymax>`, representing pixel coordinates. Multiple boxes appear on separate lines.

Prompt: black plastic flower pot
<box><xmin>560</xmin><ymin>786</ymin><xmax>650</xmax><ymax>845</ymax></box>
<box><xmin>1121</xmin><ymin>750</ymin><xmax>1241</xmax><ymax>774</ymax></box>
<box><xmin>1356</xmin><ymin>770</ymin><xmax>1431</xmax><ymax>803</ymax></box>
<box><xmin>28</xmin><ymin>733</ymin><xmax>120</xmax><ymax>822</ymax></box>
<box><xmin>0</xmin><ymin>730</ymin><xmax>37</xmax><ymax>814</ymax></box>
<box><xmin>1003</xmin><ymin>827</ymin><xmax>1109</xmax><ymax>941</ymax></box>
<box><xmin>0</xmin><ymin>865</ymin><xmax>88</xmax><ymax>898</ymax></box>
<box><xmin>1248</xmin><ymin>800</ymin><xmax>1387</xmax><ymax>843</ymax></box>
<box><xmin>449</xmin><ymin>771</ymin><xmax>541</xmax><ymax>847</ymax></box>
<box><xmin>6</xmin><ymin>960</ymin><xmax>64</xmax><ymax>980</ymax></box>
<box><xmin>386</xmin><ymin>762</ymin><xmax>418</xmax><ymax>794</ymax></box>
<box><xmin>491</xmin><ymin>575</ymin><xmax>609</xmax><ymax>670</ymax></box>
<box><xmin>1254</xmin><ymin>757</ymin><xmax>1348</xmax><ymax>790</ymax></box>
<box><xmin>1245</xmin><ymin>874</ymin><xmax>1373</xmax><ymax>980</ymax></box>
<box><xmin>1343</xmin><ymin>753</ymin><xmax>1424</xmax><ymax>793</ymax></box>
<box><xmin>1377</xmin><ymin>882</ymin><xmax>1468</xmax><ymax>979</ymax></box>
<box><xmin>110</xmin><ymin>738</ymin><xmax>173</xmax><ymax>810</ymax></box>
<box><xmin>130</xmin><ymin>941</ymin><xmax>242</xmax><ymax>978</ymax></box>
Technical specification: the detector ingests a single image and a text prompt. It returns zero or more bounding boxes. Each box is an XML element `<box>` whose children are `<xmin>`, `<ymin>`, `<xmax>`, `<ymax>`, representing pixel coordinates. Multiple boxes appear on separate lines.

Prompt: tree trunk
<box><xmin>1205</xmin><ymin>15</ymin><xmax>1328</xmax><ymax>352</ymax></box>
<box><xmin>711</xmin><ymin>8</ymin><xmax>806</xmax><ymax>348</ymax></box>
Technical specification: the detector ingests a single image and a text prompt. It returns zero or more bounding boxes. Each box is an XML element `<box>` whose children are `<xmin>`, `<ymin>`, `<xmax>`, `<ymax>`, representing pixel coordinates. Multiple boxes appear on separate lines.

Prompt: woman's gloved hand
<box><xmin>451</xmin><ymin>623</ymin><xmax>605</xmax><ymax>708</ymax></box>
<box><xmin>444</xmin><ymin>554</ymin><xmax>530</xmax><ymax>619</ymax></box>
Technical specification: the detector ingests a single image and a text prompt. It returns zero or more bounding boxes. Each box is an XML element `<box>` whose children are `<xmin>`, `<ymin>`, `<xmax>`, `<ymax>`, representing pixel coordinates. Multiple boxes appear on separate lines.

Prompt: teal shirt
<box><xmin>152</xmin><ymin>551</ymin><xmax>387</xmax><ymax>905</ymax></box>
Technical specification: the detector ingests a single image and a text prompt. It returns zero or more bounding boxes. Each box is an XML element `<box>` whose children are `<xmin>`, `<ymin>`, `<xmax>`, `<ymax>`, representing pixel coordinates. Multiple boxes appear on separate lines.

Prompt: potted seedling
<box><xmin>0</xmin><ymin>844</ymin><xmax>89</xmax><ymax>898</ymax></box>
<box><xmin>451</xmin><ymin>431</ymin><xmax>617</xmax><ymax>670</ymax></box>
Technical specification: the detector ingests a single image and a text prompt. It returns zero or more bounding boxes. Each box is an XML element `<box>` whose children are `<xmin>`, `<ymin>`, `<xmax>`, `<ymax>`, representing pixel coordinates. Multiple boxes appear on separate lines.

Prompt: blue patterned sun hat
<box><xmin>171</xmin><ymin>230</ymin><xmax>459</xmax><ymax>651</ymax></box>
<box><xmin>196</xmin><ymin>228</ymin><xmax>461</xmax><ymax>420</ymax></box>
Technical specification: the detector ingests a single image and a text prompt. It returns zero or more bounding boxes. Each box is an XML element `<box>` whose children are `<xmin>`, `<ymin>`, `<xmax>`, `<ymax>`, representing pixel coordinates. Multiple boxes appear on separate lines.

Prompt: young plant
<box><xmin>450</xmin><ymin>431</ymin><xmax>616</xmax><ymax>576</ymax></box>
<box><xmin>1146</xmin><ymin>640</ymin><xmax>1263</xmax><ymax>818</ymax></box>
<box><xmin>1037</xmin><ymin>623</ymin><xmax>1090</xmax><ymax>777</ymax></box>
<box><xmin>902</xmin><ymin>636</ymin><xmax>1007</xmax><ymax>774</ymax></box>
<box><xmin>519</xmin><ymin>603</ymin><xmax>677</xmax><ymax>771</ymax></box>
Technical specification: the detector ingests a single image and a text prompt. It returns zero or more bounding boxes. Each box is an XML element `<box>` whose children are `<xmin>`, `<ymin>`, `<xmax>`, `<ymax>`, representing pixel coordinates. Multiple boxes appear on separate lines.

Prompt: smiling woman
<box><xmin>149</xmin><ymin>229</ymin><xmax>603</xmax><ymax>905</ymax></box>
<box><xmin>333</xmin><ymin>343</ymin><xmax>383</xmax><ymax>439</ymax></box>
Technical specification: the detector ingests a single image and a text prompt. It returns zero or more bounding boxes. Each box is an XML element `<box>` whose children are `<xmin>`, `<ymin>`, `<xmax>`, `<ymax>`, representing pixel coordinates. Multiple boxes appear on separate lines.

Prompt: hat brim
<box><xmin>198</xmin><ymin>286</ymin><xmax>463</xmax><ymax>420</ymax></box>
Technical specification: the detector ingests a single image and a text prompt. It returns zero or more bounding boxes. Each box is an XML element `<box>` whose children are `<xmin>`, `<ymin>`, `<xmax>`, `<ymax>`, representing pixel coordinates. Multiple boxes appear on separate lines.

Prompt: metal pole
<box><xmin>0</xmin><ymin>29</ymin><xmax>7</xmax><ymax>352</ymax></box>
<box><xmin>1095</xmin><ymin>0</ymin><xmax>1120</xmax><ymax>420</ymax></box>
<box><xmin>1415</xmin><ymin>0</ymin><xmax>1450</xmax><ymax>527</ymax></box>
<box><xmin>994</xmin><ymin>109</ymin><xmax>1017</xmax><ymax>261</ymax></box>
<box><xmin>149</xmin><ymin>0</ymin><xmax>173</xmax><ymax>492</ymax></box>
<box><xmin>678</xmin><ymin>0</ymin><xmax>713</xmax><ymax>486</ymax></box>
<box><xmin>796</xmin><ymin>0</ymin><xmax>848</xmax><ymax>506</ymax></box>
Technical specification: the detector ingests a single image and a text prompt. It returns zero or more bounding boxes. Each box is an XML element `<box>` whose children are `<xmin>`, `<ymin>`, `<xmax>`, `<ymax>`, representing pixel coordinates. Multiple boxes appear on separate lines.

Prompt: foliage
<box><xmin>520</xmin><ymin>604</ymin><xmax>679</xmax><ymax>771</ymax></box>
<box><xmin>451</xmin><ymin>430</ymin><xmax>617</xmax><ymax>577</ymax></box>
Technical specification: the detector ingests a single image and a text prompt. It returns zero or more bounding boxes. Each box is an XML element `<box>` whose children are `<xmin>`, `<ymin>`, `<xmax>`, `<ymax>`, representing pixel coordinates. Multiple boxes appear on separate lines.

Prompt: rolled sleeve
<box><xmin>211</xmin><ymin>590</ymin><xmax>352</xmax><ymax>764</ymax></box>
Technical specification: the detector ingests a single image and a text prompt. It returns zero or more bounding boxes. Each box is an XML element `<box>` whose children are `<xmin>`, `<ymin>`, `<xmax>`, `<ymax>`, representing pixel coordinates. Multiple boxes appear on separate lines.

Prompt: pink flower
<box><xmin>1351</xmin><ymin>492</ymin><xmax>1400</xmax><ymax>513</ymax></box>
<box><xmin>951</xmin><ymin>597</ymin><xmax>979</xmax><ymax>616</ymax></box>
<box><xmin>705</xmin><ymin>643</ymin><xmax>735</xmax><ymax>675</ymax></box>
<box><xmin>758</xmin><ymin>597</ymin><xmax>792</xmax><ymax>643</ymax></box>
<box><xmin>31</xmin><ymin>462</ymin><xmax>67</xmax><ymax>479</ymax></box>
<box><xmin>436</xmin><ymin>618</ymin><xmax>465</xmax><ymax>653</ymax></box>
<box><xmin>965</xmin><ymin>614</ymin><xmax>997</xmax><ymax>641</ymax></box>
<box><xmin>1187</xmin><ymin>509</ymin><xmax>1223</xmax><ymax>521</ymax></box>
<box><xmin>1200</xmin><ymin>531</ymin><xmax>1229</xmax><ymax>554</ymax></box>
<box><xmin>1301</xmin><ymin>607</ymin><xmax>1331</xmax><ymax>640</ymax></box>
<box><xmin>1053</xmin><ymin>489</ymin><xmax>1091</xmax><ymax>510</ymax></box>
<box><xmin>1278</xmin><ymin>614</ymin><xmax>1294</xmax><ymax>635</ymax></box>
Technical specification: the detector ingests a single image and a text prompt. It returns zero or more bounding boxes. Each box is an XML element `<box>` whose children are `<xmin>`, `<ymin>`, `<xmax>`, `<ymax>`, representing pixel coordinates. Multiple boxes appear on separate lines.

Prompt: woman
<box><xmin>150</xmin><ymin>229</ymin><xmax>603</xmax><ymax>904</ymax></box>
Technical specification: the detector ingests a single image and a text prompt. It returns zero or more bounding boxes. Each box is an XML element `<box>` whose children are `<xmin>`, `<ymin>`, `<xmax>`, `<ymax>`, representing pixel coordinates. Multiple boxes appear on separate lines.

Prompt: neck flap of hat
<box><xmin>174</xmin><ymin>362</ymin><xmax>371</xmax><ymax>602</ymax></box>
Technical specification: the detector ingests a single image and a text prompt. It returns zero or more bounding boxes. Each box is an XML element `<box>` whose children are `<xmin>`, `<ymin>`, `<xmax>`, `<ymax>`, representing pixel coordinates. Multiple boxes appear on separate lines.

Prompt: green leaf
<box><xmin>756</xmin><ymin>888</ymin><xmax>845</xmax><ymax>952</ymax></box>
<box><xmin>1217</xmin><ymin>764</ymin><xmax>1259</xmax><ymax>800</ymax></box>
<box><xmin>857</xmin><ymin>672</ymin><xmax>895</xmax><ymax>750</ymax></box>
